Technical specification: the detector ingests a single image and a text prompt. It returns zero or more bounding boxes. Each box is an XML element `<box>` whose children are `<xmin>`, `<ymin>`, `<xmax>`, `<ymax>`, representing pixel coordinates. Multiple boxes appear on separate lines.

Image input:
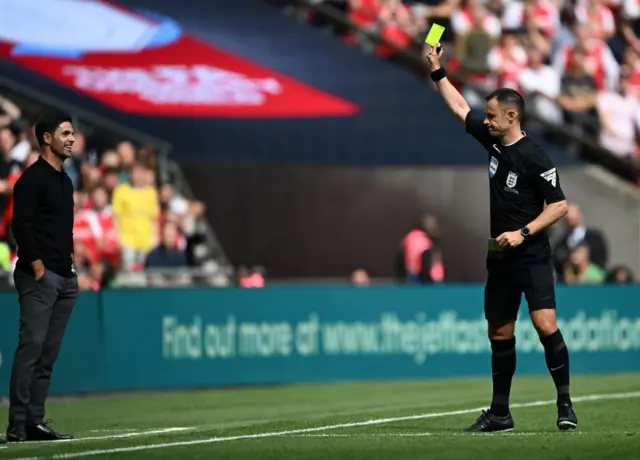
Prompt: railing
<box><xmin>268</xmin><ymin>0</ymin><xmax>640</xmax><ymax>185</ymax></box>
<box><xmin>114</xmin><ymin>266</ymin><xmax>235</xmax><ymax>288</ymax></box>
<box><xmin>0</xmin><ymin>265</ymin><xmax>234</xmax><ymax>290</ymax></box>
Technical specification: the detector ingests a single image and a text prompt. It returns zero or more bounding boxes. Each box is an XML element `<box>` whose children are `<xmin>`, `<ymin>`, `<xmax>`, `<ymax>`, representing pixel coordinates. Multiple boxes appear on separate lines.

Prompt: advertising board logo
<box><xmin>0</xmin><ymin>0</ymin><xmax>180</xmax><ymax>58</ymax></box>
<box><xmin>0</xmin><ymin>0</ymin><xmax>358</xmax><ymax>118</ymax></box>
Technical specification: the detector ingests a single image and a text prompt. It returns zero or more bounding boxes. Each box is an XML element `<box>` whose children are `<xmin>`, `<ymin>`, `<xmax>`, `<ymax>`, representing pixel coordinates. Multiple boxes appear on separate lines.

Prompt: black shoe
<box><xmin>25</xmin><ymin>420</ymin><xmax>73</xmax><ymax>441</ymax></box>
<box><xmin>557</xmin><ymin>403</ymin><xmax>578</xmax><ymax>431</ymax></box>
<box><xmin>461</xmin><ymin>410</ymin><xmax>515</xmax><ymax>433</ymax></box>
<box><xmin>6</xmin><ymin>421</ymin><xmax>27</xmax><ymax>443</ymax></box>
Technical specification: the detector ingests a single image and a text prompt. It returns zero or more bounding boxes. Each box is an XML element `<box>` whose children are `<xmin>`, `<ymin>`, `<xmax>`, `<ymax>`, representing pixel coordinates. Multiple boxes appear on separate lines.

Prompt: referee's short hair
<box><xmin>485</xmin><ymin>88</ymin><xmax>525</xmax><ymax>122</ymax></box>
<box><xmin>34</xmin><ymin>111</ymin><xmax>73</xmax><ymax>148</ymax></box>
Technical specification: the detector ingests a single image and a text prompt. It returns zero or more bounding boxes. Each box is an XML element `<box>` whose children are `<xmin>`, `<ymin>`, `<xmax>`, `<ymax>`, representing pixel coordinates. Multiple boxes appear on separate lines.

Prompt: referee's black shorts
<box><xmin>484</xmin><ymin>255</ymin><xmax>556</xmax><ymax>323</ymax></box>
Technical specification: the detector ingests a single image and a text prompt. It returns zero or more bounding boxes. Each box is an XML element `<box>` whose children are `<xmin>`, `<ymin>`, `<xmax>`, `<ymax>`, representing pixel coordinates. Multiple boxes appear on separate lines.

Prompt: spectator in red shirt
<box><xmin>396</xmin><ymin>213</ymin><xmax>445</xmax><ymax>284</ymax></box>
<box><xmin>98</xmin><ymin>148</ymin><xmax>118</xmax><ymax>167</ymax></box>
<box><xmin>89</xmin><ymin>185</ymin><xmax>120</xmax><ymax>266</ymax></box>
<box><xmin>552</xmin><ymin>22</ymin><xmax>620</xmax><ymax>91</ymax></box>
<box><xmin>377</xmin><ymin>0</ymin><xmax>420</xmax><ymax>54</ymax></box>
<box><xmin>349</xmin><ymin>0</ymin><xmax>383</xmax><ymax>31</ymax></box>
<box><xmin>487</xmin><ymin>32</ymin><xmax>529</xmax><ymax>92</ymax></box>
<box><xmin>502</xmin><ymin>0</ymin><xmax>560</xmax><ymax>39</ymax></box>
<box><xmin>73</xmin><ymin>191</ymin><xmax>98</xmax><ymax>266</ymax></box>
<box><xmin>575</xmin><ymin>0</ymin><xmax>616</xmax><ymax>42</ymax></box>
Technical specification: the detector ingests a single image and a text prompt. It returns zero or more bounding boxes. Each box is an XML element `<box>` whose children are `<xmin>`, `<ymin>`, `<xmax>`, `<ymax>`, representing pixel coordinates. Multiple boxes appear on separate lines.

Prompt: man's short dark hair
<box><xmin>485</xmin><ymin>88</ymin><xmax>525</xmax><ymax>122</ymax></box>
<box><xmin>33</xmin><ymin>111</ymin><xmax>72</xmax><ymax>148</ymax></box>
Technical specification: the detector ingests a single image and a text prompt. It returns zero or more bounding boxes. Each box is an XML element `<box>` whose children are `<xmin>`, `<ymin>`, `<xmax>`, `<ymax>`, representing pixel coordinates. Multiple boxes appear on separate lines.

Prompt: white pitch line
<box><xmin>293</xmin><ymin>432</ymin><xmax>588</xmax><ymax>438</ymax></box>
<box><xmin>5</xmin><ymin>428</ymin><xmax>194</xmax><ymax>448</ymax></box>
<box><xmin>68</xmin><ymin>427</ymin><xmax>194</xmax><ymax>442</ymax></box>
<box><xmin>295</xmin><ymin>433</ymin><xmax>436</xmax><ymax>437</ymax></box>
<box><xmin>11</xmin><ymin>391</ymin><xmax>640</xmax><ymax>460</ymax></box>
<box><xmin>88</xmin><ymin>429</ymin><xmax>139</xmax><ymax>433</ymax></box>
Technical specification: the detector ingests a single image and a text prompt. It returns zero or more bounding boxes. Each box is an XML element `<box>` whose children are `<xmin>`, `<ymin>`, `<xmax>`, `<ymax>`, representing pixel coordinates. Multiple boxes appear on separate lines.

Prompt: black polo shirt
<box><xmin>465</xmin><ymin>109</ymin><xmax>566</xmax><ymax>259</ymax></box>
<box><xmin>12</xmin><ymin>156</ymin><xmax>75</xmax><ymax>277</ymax></box>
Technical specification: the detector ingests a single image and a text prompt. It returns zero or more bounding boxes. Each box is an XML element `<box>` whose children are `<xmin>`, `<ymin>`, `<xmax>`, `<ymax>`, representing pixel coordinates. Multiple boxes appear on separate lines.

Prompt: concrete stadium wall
<box><xmin>184</xmin><ymin>165</ymin><xmax>640</xmax><ymax>280</ymax></box>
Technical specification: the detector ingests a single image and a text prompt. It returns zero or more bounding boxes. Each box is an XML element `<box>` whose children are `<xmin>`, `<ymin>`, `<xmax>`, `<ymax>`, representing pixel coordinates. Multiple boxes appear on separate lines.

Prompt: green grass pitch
<box><xmin>0</xmin><ymin>373</ymin><xmax>638</xmax><ymax>459</ymax></box>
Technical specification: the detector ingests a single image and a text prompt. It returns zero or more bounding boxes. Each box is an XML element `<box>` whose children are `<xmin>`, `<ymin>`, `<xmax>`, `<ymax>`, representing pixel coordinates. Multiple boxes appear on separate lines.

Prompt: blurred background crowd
<box><xmin>292</xmin><ymin>0</ymin><xmax>640</xmax><ymax>167</ymax></box>
<box><xmin>0</xmin><ymin>93</ymin><xmax>237</xmax><ymax>291</ymax></box>
<box><xmin>0</xmin><ymin>0</ymin><xmax>638</xmax><ymax>290</ymax></box>
<box><xmin>270</xmin><ymin>0</ymin><xmax>640</xmax><ymax>285</ymax></box>
<box><xmin>389</xmin><ymin>207</ymin><xmax>634</xmax><ymax>287</ymax></box>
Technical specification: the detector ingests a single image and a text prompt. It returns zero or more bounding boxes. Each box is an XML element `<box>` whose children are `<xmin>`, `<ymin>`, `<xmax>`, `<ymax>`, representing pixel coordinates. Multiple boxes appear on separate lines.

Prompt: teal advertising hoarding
<box><xmin>0</xmin><ymin>292</ymin><xmax>104</xmax><ymax>396</ymax></box>
<box><xmin>1</xmin><ymin>285</ymin><xmax>639</xmax><ymax>396</ymax></box>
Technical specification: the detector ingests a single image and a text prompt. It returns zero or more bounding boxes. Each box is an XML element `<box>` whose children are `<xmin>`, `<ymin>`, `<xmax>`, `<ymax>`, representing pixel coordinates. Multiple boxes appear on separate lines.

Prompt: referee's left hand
<box><xmin>423</xmin><ymin>42</ymin><xmax>442</xmax><ymax>71</ymax></box>
<box><xmin>496</xmin><ymin>231</ymin><xmax>524</xmax><ymax>248</ymax></box>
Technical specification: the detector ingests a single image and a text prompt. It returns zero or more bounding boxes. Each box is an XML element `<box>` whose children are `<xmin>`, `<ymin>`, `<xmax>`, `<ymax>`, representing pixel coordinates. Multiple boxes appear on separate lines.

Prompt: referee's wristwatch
<box><xmin>520</xmin><ymin>226</ymin><xmax>531</xmax><ymax>239</ymax></box>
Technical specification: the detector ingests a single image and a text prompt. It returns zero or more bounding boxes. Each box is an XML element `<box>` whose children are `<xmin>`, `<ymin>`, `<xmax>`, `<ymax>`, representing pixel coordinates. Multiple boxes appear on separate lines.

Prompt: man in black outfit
<box><xmin>3</xmin><ymin>112</ymin><xmax>77</xmax><ymax>443</ymax></box>
<box><xmin>424</xmin><ymin>43</ymin><xmax>578</xmax><ymax>432</ymax></box>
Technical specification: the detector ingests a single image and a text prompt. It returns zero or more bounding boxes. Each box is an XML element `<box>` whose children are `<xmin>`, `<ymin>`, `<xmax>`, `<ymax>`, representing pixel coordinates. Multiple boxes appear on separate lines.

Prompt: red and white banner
<box><xmin>0</xmin><ymin>0</ymin><xmax>358</xmax><ymax>118</ymax></box>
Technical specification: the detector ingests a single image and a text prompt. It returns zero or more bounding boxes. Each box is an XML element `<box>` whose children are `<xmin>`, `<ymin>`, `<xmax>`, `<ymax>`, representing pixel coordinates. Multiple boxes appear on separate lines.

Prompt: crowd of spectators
<box><xmin>551</xmin><ymin>202</ymin><xmax>635</xmax><ymax>283</ymax></box>
<box><xmin>272</xmin><ymin>0</ymin><xmax>640</xmax><ymax>284</ymax></box>
<box><xmin>0</xmin><ymin>92</ymin><xmax>220</xmax><ymax>291</ymax></box>
<box><xmin>390</xmin><ymin>206</ymin><xmax>635</xmax><ymax>285</ymax></box>
<box><xmin>310</xmin><ymin>0</ymin><xmax>640</xmax><ymax>163</ymax></box>
<box><xmin>4</xmin><ymin>1</ymin><xmax>639</xmax><ymax>287</ymax></box>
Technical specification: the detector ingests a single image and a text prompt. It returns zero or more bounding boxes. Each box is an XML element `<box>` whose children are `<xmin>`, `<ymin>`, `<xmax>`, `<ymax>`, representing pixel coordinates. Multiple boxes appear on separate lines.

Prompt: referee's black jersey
<box><xmin>465</xmin><ymin>109</ymin><xmax>566</xmax><ymax>257</ymax></box>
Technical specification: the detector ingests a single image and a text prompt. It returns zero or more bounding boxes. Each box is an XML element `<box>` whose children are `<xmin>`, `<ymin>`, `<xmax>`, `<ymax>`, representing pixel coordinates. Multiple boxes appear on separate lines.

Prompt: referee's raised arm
<box><xmin>423</xmin><ymin>42</ymin><xmax>470</xmax><ymax>123</ymax></box>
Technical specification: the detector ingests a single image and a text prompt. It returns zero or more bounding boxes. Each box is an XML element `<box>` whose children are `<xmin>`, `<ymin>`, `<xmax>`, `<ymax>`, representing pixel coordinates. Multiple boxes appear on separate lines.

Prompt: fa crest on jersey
<box><xmin>506</xmin><ymin>171</ymin><xmax>518</xmax><ymax>188</ymax></box>
<box><xmin>489</xmin><ymin>156</ymin><xmax>499</xmax><ymax>178</ymax></box>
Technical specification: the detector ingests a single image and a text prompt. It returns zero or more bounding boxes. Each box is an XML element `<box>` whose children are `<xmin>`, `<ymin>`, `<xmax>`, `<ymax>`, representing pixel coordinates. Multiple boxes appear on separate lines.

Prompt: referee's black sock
<box><xmin>489</xmin><ymin>337</ymin><xmax>516</xmax><ymax>417</ymax></box>
<box><xmin>540</xmin><ymin>329</ymin><xmax>571</xmax><ymax>406</ymax></box>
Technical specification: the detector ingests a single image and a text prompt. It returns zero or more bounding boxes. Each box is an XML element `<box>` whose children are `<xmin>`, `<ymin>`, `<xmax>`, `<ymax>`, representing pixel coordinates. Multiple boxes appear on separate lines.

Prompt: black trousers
<box><xmin>9</xmin><ymin>267</ymin><xmax>78</xmax><ymax>425</ymax></box>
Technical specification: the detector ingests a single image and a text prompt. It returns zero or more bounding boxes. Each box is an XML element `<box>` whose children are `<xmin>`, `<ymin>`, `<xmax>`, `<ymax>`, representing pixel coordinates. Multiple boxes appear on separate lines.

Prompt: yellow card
<box><xmin>424</xmin><ymin>23</ymin><xmax>445</xmax><ymax>45</ymax></box>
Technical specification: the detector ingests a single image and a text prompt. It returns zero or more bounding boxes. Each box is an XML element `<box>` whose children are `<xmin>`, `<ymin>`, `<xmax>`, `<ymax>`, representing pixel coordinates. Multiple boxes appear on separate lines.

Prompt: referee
<box><xmin>4</xmin><ymin>112</ymin><xmax>77</xmax><ymax>443</ymax></box>
<box><xmin>424</xmin><ymin>43</ymin><xmax>578</xmax><ymax>432</ymax></box>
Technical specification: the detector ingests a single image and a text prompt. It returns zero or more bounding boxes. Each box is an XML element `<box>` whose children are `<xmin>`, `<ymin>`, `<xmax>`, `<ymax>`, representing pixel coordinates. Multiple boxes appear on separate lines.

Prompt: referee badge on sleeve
<box><xmin>540</xmin><ymin>168</ymin><xmax>557</xmax><ymax>187</ymax></box>
<box><xmin>489</xmin><ymin>156</ymin><xmax>499</xmax><ymax>178</ymax></box>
